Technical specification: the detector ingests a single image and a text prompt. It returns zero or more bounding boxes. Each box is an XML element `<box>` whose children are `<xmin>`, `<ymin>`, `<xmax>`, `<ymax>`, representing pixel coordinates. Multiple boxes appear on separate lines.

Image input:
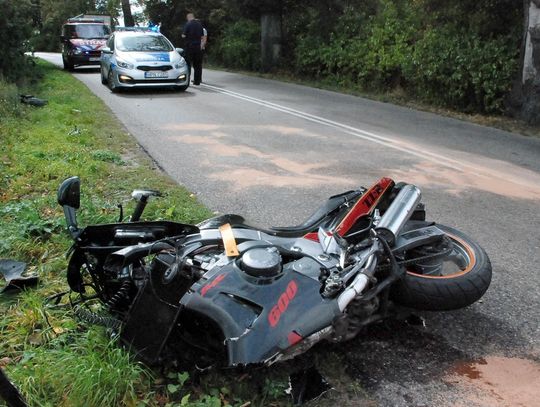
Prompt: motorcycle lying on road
<box><xmin>57</xmin><ymin>176</ymin><xmax>491</xmax><ymax>369</ymax></box>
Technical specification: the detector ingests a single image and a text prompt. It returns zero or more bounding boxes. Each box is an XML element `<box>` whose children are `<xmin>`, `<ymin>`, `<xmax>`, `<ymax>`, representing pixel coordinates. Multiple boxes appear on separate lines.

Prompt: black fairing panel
<box><xmin>77</xmin><ymin>221</ymin><xmax>199</xmax><ymax>248</ymax></box>
<box><xmin>180</xmin><ymin>263</ymin><xmax>340</xmax><ymax>366</ymax></box>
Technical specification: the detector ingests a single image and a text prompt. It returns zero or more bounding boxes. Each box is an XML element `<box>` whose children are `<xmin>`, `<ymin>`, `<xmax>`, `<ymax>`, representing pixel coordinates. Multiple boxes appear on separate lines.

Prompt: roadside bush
<box><xmin>0</xmin><ymin>80</ymin><xmax>22</xmax><ymax>119</ymax></box>
<box><xmin>213</xmin><ymin>19</ymin><xmax>261</xmax><ymax>70</ymax></box>
<box><xmin>403</xmin><ymin>28</ymin><xmax>519</xmax><ymax>113</ymax></box>
<box><xmin>292</xmin><ymin>0</ymin><xmax>519</xmax><ymax>113</ymax></box>
<box><xmin>352</xmin><ymin>0</ymin><xmax>418</xmax><ymax>89</ymax></box>
<box><xmin>292</xmin><ymin>6</ymin><xmax>333</xmax><ymax>77</ymax></box>
<box><xmin>294</xmin><ymin>35</ymin><xmax>332</xmax><ymax>77</ymax></box>
<box><xmin>295</xmin><ymin>1</ymin><xmax>420</xmax><ymax>89</ymax></box>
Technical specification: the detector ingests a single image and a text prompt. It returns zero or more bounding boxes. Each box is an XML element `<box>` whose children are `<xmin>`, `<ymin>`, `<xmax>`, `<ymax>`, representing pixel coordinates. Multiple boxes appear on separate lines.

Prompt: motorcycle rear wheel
<box><xmin>391</xmin><ymin>223</ymin><xmax>492</xmax><ymax>311</ymax></box>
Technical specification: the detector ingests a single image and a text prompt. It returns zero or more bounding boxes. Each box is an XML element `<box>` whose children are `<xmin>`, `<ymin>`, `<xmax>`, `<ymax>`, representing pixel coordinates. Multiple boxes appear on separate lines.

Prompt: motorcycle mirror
<box><xmin>57</xmin><ymin>176</ymin><xmax>80</xmax><ymax>209</ymax></box>
<box><xmin>57</xmin><ymin>176</ymin><xmax>80</xmax><ymax>237</ymax></box>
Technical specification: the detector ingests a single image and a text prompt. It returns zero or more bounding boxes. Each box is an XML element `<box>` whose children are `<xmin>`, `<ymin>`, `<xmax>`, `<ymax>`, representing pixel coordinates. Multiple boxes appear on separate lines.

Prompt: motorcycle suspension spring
<box><xmin>73</xmin><ymin>305</ymin><xmax>122</xmax><ymax>330</ymax></box>
<box><xmin>105</xmin><ymin>280</ymin><xmax>131</xmax><ymax>310</ymax></box>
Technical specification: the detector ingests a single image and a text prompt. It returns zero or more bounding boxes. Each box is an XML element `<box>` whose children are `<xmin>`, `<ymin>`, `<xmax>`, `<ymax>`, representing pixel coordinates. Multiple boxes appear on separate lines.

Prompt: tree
<box><xmin>121</xmin><ymin>0</ymin><xmax>134</xmax><ymax>26</ymax></box>
<box><xmin>96</xmin><ymin>0</ymin><xmax>122</xmax><ymax>24</ymax></box>
<box><xmin>511</xmin><ymin>0</ymin><xmax>540</xmax><ymax>124</ymax></box>
<box><xmin>0</xmin><ymin>0</ymin><xmax>38</xmax><ymax>82</ymax></box>
<box><xmin>256</xmin><ymin>0</ymin><xmax>282</xmax><ymax>72</ymax></box>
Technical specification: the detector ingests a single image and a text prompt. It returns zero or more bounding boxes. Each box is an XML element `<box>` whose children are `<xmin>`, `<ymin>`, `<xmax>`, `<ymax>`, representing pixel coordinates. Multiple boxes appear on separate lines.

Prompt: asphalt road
<box><xmin>38</xmin><ymin>53</ymin><xmax>540</xmax><ymax>406</ymax></box>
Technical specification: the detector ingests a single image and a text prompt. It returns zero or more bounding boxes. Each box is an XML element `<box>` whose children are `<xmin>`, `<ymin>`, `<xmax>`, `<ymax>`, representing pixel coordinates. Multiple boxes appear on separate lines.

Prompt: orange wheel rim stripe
<box><xmin>406</xmin><ymin>233</ymin><xmax>476</xmax><ymax>279</ymax></box>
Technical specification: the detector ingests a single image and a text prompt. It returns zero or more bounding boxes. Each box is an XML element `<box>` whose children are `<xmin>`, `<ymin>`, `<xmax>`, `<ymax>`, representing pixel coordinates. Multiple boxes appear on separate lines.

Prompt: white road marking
<box><xmin>201</xmin><ymin>83</ymin><xmax>466</xmax><ymax>169</ymax></box>
<box><xmin>201</xmin><ymin>82</ymin><xmax>539</xmax><ymax>191</ymax></box>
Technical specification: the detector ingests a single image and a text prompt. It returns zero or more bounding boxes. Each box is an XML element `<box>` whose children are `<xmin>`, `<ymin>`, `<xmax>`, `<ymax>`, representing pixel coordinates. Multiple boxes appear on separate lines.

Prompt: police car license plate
<box><xmin>144</xmin><ymin>71</ymin><xmax>168</xmax><ymax>78</ymax></box>
<box><xmin>89</xmin><ymin>57</ymin><xmax>100</xmax><ymax>61</ymax></box>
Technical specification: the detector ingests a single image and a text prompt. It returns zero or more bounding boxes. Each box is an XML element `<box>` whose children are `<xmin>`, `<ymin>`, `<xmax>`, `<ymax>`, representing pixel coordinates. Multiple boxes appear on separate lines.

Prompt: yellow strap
<box><xmin>219</xmin><ymin>223</ymin><xmax>239</xmax><ymax>257</ymax></box>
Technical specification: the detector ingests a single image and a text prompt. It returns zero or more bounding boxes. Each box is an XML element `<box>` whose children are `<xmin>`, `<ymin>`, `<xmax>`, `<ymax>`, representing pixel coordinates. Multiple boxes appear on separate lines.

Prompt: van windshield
<box><xmin>116</xmin><ymin>35</ymin><xmax>173</xmax><ymax>52</ymax></box>
<box><xmin>66</xmin><ymin>24</ymin><xmax>110</xmax><ymax>39</ymax></box>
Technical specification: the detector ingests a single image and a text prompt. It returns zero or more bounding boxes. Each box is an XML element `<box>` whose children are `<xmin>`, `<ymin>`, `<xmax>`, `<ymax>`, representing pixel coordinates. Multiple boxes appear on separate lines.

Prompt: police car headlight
<box><xmin>175</xmin><ymin>58</ymin><xmax>187</xmax><ymax>69</ymax></box>
<box><xmin>73</xmin><ymin>48</ymin><xmax>83</xmax><ymax>55</ymax></box>
<box><xmin>116</xmin><ymin>59</ymin><xmax>134</xmax><ymax>70</ymax></box>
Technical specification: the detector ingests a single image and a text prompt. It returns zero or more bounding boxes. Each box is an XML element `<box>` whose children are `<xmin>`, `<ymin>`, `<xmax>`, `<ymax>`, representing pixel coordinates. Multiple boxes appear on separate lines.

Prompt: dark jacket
<box><xmin>183</xmin><ymin>19</ymin><xmax>204</xmax><ymax>48</ymax></box>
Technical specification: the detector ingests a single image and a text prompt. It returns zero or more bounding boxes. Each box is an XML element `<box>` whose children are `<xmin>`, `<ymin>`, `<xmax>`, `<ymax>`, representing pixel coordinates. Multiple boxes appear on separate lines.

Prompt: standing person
<box><xmin>182</xmin><ymin>13</ymin><xmax>204</xmax><ymax>85</ymax></box>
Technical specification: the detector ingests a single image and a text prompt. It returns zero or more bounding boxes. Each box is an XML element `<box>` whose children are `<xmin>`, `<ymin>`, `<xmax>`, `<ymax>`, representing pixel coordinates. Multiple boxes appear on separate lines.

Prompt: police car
<box><xmin>100</xmin><ymin>28</ymin><xmax>189</xmax><ymax>92</ymax></box>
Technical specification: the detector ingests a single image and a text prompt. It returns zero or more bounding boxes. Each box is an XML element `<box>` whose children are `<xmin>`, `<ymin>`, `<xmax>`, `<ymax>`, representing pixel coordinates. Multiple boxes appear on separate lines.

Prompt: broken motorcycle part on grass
<box><xmin>19</xmin><ymin>95</ymin><xmax>47</xmax><ymax>107</ymax></box>
<box><xmin>56</xmin><ymin>176</ymin><xmax>492</xmax><ymax>396</ymax></box>
<box><xmin>0</xmin><ymin>367</ymin><xmax>27</xmax><ymax>407</ymax></box>
<box><xmin>0</xmin><ymin>260</ymin><xmax>37</xmax><ymax>293</ymax></box>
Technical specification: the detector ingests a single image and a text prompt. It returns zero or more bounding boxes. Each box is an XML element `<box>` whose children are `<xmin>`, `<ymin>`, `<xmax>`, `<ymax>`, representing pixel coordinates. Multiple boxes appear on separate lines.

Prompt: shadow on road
<box><xmin>69</xmin><ymin>67</ymin><xmax>196</xmax><ymax>99</ymax></box>
<box><xmin>113</xmin><ymin>87</ymin><xmax>197</xmax><ymax>99</ymax></box>
<box><xmin>323</xmin><ymin>307</ymin><xmax>533</xmax><ymax>390</ymax></box>
<box><xmin>71</xmin><ymin>67</ymin><xmax>100</xmax><ymax>74</ymax></box>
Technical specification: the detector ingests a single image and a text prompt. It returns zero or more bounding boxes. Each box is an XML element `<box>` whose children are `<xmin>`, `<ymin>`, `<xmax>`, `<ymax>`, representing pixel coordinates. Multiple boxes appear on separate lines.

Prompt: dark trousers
<box><xmin>185</xmin><ymin>47</ymin><xmax>203</xmax><ymax>84</ymax></box>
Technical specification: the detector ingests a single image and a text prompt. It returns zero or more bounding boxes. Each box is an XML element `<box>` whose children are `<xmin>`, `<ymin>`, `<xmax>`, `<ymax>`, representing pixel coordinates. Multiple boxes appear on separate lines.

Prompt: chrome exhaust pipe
<box><xmin>375</xmin><ymin>184</ymin><xmax>422</xmax><ymax>246</ymax></box>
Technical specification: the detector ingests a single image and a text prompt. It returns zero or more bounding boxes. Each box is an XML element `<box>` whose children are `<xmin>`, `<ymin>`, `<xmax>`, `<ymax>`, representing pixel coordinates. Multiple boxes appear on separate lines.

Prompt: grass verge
<box><xmin>0</xmin><ymin>60</ymin><xmax>301</xmax><ymax>407</ymax></box>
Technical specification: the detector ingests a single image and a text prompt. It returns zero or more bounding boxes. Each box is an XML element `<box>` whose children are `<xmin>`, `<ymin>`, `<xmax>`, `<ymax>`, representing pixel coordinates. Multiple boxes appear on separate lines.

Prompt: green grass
<box><xmin>8</xmin><ymin>328</ymin><xmax>150</xmax><ymax>407</ymax></box>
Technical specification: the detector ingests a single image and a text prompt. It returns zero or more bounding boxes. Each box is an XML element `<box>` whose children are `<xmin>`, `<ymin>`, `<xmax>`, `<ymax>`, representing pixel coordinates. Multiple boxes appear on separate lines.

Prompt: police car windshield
<box><xmin>67</xmin><ymin>24</ymin><xmax>110</xmax><ymax>39</ymax></box>
<box><xmin>116</xmin><ymin>35</ymin><xmax>173</xmax><ymax>52</ymax></box>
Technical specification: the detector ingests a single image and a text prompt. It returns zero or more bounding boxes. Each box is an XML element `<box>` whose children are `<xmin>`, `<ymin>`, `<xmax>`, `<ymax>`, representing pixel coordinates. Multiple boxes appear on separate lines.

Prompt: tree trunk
<box><xmin>121</xmin><ymin>0</ymin><xmax>134</xmax><ymax>27</ymax></box>
<box><xmin>511</xmin><ymin>0</ymin><xmax>540</xmax><ymax>124</ymax></box>
<box><xmin>260</xmin><ymin>12</ymin><xmax>282</xmax><ymax>72</ymax></box>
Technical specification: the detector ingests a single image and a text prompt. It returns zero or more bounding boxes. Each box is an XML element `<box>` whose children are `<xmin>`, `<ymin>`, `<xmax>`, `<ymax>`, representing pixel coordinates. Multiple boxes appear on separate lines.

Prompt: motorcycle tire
<box><xmin>391</xmin><ymin>223</ymin><xmax>492</xmax><ymax>311</ymax></box>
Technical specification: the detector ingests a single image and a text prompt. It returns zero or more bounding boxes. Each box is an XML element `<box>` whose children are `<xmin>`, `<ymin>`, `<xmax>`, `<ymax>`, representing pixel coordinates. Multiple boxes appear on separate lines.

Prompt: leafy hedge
<box><xmin>292</xmin><ymin>0</ymin><xmax>519</xmax><ymax>113</ymax></box>
<box><xmin>404</xmin><ymin>28</ymin><xmax>519</xmax><ymax>113</ymax></box>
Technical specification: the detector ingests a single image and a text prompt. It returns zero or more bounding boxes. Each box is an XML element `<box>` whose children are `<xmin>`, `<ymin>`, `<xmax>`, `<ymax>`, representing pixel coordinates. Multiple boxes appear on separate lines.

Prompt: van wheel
<box><xmin>63</xmin><ymin>57</ymin><xmax>74</xmax><ymax>71</ymax></box>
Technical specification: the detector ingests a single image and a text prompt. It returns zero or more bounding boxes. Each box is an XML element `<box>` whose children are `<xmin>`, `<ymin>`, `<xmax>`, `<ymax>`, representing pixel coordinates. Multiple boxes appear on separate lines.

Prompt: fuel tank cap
<box><xmin>240</xmin><ymin>247</ymin><xmax>282</xmax><ymax>278</ymax></box>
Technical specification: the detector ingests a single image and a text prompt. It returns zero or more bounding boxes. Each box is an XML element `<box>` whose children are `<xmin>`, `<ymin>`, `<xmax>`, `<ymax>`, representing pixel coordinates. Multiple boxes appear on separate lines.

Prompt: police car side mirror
<box><xmin>101</xmin><ymin>47</ymin><xmax>113</xmax><ymax>54</ymax></box>
<box><xmin>175</xmin><ymin>48</ymin><xmax>185</xmax><ymax>57</ymax></box>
